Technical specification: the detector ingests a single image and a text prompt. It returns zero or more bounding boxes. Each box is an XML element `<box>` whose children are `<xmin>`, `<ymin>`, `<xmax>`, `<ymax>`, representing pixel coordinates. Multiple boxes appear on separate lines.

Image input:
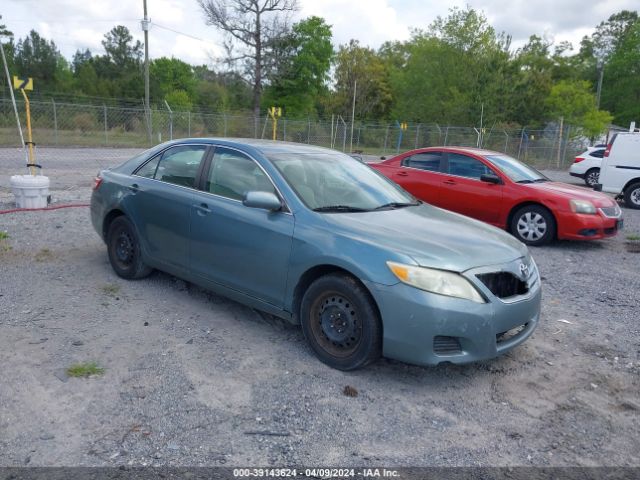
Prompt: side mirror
<box><xmin>480</xmin><ymin>173</ymin><xmax>502</xmax><ymax>184</ymax></box>
<box><xmin>242</xmin><ymin>191</ymin><xmax>282</xmax><ymax>211</ymax></box>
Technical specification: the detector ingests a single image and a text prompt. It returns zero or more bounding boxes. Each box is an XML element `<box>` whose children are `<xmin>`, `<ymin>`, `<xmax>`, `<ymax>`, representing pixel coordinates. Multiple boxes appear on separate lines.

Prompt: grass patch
<box><xmin>0</xmin><ymin>231</ymin><xmax>8</xmax><ymax>240</ymax></box>
<box><xmin>66</xmin><ymin>362</ymin><xmax>105</xmax><ymax>378</ymax></box>
<box><xmin>101</xmin><ymin>283</ymin><xmax>121</xmax><ymax>297</ymax></box>
<box><xmin>34</xmin><ymin>248</ymin><xmax>54</xmax><ymax>262</ymax></box>
<box><xmin>626</xmin><ymin>234</ymin><xmax>640</xmax><ymax>241</ymax></box>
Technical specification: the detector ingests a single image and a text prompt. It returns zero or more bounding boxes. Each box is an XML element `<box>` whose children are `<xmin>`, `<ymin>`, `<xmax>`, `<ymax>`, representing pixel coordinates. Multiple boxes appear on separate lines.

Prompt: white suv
<box><xmin>595</xmin><ymin>132</ymin><xmax>640</xmax><ymax>209</ymax></box>
<box><xmin>569</xmin><ymin>145</ymin><xmax>606</xmax><ymax>187</ymax></box>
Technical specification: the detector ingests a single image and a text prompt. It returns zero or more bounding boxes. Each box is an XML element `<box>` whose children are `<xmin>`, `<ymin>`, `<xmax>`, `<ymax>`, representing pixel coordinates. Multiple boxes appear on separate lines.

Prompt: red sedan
<box><xmin>371</xmin><ymin>147</ymin><xmax>623</xmax><ymax>245</ymax></box>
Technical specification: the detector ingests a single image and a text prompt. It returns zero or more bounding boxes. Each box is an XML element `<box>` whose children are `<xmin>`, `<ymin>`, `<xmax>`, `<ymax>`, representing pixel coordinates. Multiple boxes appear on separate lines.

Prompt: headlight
<box><xmin>570</xmin><ymin>199</ymin><xmax>596</xmax><ymax>214</ymax></box>
<box><xmin>387</xmin><ymin>261</ymin><xmax>485</xmax><ymax>303</ymax></box>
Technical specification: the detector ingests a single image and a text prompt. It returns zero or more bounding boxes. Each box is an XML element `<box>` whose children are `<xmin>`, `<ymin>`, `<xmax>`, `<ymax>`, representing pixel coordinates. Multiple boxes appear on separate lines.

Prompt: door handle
<box><xmin>128</xmin><ymin>183</ymin><xmax>139</xmax><ymax>193</ymax></box>
<box><xmin>396</xmin><ymin>171</ymin><xmax>409</xmax><ymax>177</ymax></box>
<box><xmin>194</xmin><ymin>203</ymin><xmax>211</xmax><ymax>216</ymax></box>
<box><xmin>443</xmin><ymin>179</ymin><xmax>456</xmax><ymax>185</ymax></box>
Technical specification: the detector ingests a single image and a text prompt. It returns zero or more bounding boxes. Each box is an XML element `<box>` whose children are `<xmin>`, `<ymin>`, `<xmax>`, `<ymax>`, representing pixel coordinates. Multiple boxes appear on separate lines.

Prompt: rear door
<box><xmin>438</xmin><ymin>153</ymin><xmax>503</xmax><ymax>225</ymax></box>
<box><xmin>392</xmin><ymin>152</ymin><xmax>446</xmax><ymax>205</ymax></box>
<box><xmin>127</xmin><ymin>144</ymin><xmax>209</xmax><ymax>270</ymax></box>
<box><xmin>189</xmin><ymin>146</ymin><xmax>294</xmax><ymax>307</ymax></box>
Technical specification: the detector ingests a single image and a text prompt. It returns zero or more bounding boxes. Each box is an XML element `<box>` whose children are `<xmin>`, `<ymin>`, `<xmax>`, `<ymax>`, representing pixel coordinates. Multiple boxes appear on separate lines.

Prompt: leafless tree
<box><xmin>198</xmin><ymin>0</ymin><xmax>298</xmax><ymax>135</ymax></box>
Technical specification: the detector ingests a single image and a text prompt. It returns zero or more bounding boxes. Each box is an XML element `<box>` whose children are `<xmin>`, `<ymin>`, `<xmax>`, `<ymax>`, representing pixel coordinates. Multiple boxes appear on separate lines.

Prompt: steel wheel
<box><xmin>299</xmin><ymin>273</ymin><xmax>382</xmax><ymax>370</ymax></box>
<box><xmin>106</xmin><ymin>216</ymin><xmax>152</xmax><ymax>279</ymax></box>
<box><xmin>309</xmin><ymin>291</ymin><xmax>362</xmax><ymax>358</ymax></box>
<box><xmin>623</xmin><ymin>183</ymin><xmax>640</xmax><ymax>210</ymax></box>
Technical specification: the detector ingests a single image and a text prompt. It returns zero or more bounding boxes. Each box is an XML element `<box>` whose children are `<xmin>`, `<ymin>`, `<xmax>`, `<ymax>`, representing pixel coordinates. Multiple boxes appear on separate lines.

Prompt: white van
<box><xmin>596</xmin><ymin>132</ymin><xmax>640</xmax><ymax>209</ymax></box>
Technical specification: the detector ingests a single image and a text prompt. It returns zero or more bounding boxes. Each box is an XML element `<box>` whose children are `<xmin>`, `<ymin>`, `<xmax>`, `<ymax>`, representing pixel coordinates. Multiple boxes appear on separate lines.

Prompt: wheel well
<box><xmin>506</xmin><ymin>202</ymin><xmax>557</xmax><ymax>235</ymax></box>
<box><xmin>291</xmin><ymin>265</ymin><xmax>381</xmax><ymax>326</ymax></box>
<box><xmin>623</xmin><ymin>178</ymin><xmax>640</xmax><ymax>193</ymax></box>
<box><xmin>102</xmin><ymin>209</ymin><xmax>125</xmax><ymax>240</ymax></box>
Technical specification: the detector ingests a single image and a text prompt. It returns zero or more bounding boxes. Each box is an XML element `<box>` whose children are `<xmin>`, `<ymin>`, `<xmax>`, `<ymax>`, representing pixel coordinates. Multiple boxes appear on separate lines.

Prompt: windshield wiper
<box><xmin>312</xmin><ymin>205</ymin><xmax>371</xmax><ymax>212</ymax></box>
<box><xmin>373</xmin><ymin>201</ymin><xmax>420</xmax><ymax>210</ymax></box>
<box><xmin>515</xmin><ymin>179</ymin><xmax>534</xmax><ymax>184</ymax></box>
<box><xmin>533</xmin><ymin>178</ymin><xmax>550</xmax><ymax>183</ymax></box>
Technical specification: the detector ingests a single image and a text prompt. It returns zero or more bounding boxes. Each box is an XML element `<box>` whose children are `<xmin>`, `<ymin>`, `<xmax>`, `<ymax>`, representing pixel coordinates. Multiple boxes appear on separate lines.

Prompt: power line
<box><xmin>152</xmin><ymin>22</ymin><xmax>220</xmax><ymax>49</ymax></box>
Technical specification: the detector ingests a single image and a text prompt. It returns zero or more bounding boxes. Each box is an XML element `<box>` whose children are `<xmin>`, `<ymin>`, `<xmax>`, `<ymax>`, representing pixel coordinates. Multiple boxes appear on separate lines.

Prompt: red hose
<box><xmin>0</xmin><ymin>204</ymin><xmax>90</xmax><ymax>215</ymax></box>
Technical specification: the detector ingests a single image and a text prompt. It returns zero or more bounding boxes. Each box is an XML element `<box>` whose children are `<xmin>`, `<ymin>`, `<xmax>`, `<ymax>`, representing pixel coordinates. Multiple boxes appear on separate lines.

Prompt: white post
<box><xmin>349</xmin><ymin>80</ymin><xmax>357</xmax><ymax>153</ymax></box>
<box><xmin>0</xmin><ymin>36</ymin><xmax>25</xmax><ymax>148</ymax></box>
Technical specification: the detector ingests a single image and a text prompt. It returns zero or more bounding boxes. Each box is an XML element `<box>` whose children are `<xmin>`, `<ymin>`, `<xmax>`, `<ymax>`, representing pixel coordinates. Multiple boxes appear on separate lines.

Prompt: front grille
<box><xmin>433</xmin><ymin>336</ymin><xmax>462</xmax><ymax>355</ymax></box>
<box><xmin>496</xmin><ymin>324</ymin><xmax>528</xmax><ymax>344</ymax></box>
<box><xmin>600</xmin><ymin>206</ymin><xmax>621</xmax><ymax>218</ymax></box>
<box><xmin>477</xmin><ymin>271</ymin><xmax>528</xmax><ymax>299</ymax></box>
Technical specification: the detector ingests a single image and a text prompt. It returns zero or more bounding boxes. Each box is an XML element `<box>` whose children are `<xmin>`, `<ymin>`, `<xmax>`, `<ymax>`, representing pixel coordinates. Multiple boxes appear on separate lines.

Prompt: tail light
<box><xmin>92</xmin><ymin>175</ymin><xmax>103</xmax><ymax>190</ymax></box>
<box><xmin>574</xmin><ymin>157</ymin><xmax>585</xmax><ymax>163</ymax></box>
<box><xmin>604</xmin><ymin>144</ymin><xmax>612</xmax><ymax>157</ymax></box>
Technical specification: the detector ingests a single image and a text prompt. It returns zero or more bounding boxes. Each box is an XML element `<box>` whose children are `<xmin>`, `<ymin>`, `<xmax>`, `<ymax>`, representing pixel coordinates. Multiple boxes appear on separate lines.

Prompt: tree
<box><xmin>14</xmin><ymin>30</ymin><xmax>63</xmax><ymax>89</ymax></box>
<box><xmin>546</xmin><ymin>80</ymin><xmax>612</xmax><ymax>137</ymax></box>
<box><xmin>332</xmin><ymin>40</ymin><xmax>392</xmax><ymax>120</ymax></box>
<box><xmin>198</xmin><ymin>0</ymin><xmax>298</xmax><ymax>130</ymax></box>
<box><xmin>150</xmin><ymin>57</ymin><xmax>196</xmax><ymax>102</ymax></box>
<box><xmin>263</xmin><ymin>16</ymin><xmax>333</xmax><ymax>117</ymax></box>
<box><xmin>102</xmin><ymin>26</ymin><xmax>142</xmax><ymax>69</ymax></box>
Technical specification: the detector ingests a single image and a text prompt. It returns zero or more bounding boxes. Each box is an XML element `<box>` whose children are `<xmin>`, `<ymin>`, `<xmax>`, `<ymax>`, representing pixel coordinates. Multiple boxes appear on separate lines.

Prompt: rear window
<box><xmin>590</xmin><ymin>149</ymin><xmax>605</xmax><ymax>158</ymax></box>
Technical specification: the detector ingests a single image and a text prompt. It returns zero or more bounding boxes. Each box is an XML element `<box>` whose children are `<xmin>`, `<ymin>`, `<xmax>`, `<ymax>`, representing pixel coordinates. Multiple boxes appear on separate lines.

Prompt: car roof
<box><xmin>410</xmin><ymin>146</ymin><xmax>502</xmax><ymax>157</ymax></box>
<box><xmin>163</xmin><ymin>137</ymin><xmax>342</xmax><ymax>157</ymax></box>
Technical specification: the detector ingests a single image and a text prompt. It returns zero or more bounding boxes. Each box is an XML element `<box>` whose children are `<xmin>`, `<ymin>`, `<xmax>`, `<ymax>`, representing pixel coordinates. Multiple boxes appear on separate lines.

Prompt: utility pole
<box><xmin>349</xmin><ymin>80</ymin><xmax>357</xmax><ymax>153</ymax></box>
<box><xmin>556</xmin><ymin>116</ymin><xmax>564</xmax><ymax>168</ymax></box>
<box><xmin>596</xmin><ymin>60</ymin><xmax>604</xmax><ymax>109</ymax></box>
<box><xmin>142</xmin><ymin>0</ymin><xmax>151</xmax><ymax>143</ymax></box>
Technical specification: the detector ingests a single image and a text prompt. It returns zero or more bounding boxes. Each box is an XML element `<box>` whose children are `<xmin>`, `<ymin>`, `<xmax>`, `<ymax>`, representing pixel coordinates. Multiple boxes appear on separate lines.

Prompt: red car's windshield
<box><xmin>485</xmin><ymin>154</ymin><xmax>549</xmax><ymax>184</ymax></box>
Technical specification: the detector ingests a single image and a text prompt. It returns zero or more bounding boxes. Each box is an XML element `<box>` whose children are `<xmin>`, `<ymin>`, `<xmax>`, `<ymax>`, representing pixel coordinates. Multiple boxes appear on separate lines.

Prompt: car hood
<box><xmin>321</xmin><ymin>204</ymin><xmax>528</xmax><ymax>272</ymax></box>
<box><xmin>526</xmin><ymin>181</ymin><xmax>615</xmax><ymax>206</ymax></box>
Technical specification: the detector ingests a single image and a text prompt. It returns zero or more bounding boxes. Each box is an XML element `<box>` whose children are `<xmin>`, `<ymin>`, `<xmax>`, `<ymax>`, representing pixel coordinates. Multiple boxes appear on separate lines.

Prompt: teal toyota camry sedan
<box><xmin>91</xmin><ymin>139</ymin><xmax>541</xmax><ymax>370</ymax></box>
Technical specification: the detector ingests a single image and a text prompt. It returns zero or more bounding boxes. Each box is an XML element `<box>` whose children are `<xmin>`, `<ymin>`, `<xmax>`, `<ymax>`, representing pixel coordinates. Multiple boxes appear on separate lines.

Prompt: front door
<box><xmin>189</xmin><ymin>146</ymin><xmax>294</xmax><ymax>308</ymax></box>
<box><xmin>439</xmin><ymin>153</ymin><xmax>503</xmax><ymax>225</ymax></box>
<box><xmin>393</xmin><ymin>151</ymin><xmax>446</xmax><ymax>205</ymax></box>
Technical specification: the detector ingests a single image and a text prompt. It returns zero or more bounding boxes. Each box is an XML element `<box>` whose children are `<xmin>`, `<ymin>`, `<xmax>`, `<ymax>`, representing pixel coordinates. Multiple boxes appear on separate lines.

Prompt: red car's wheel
<box><xmin>510</xmin><ymin>205</ymin><xmax>556</xmax><ymax>246</ymax></box>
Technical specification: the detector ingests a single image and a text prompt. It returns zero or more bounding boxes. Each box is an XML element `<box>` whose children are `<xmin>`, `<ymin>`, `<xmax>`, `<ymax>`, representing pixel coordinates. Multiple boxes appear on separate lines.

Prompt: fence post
<box><xmin>223</xmin><ymin>113</ymin><xmax>228</xmax><ymax>137</ymax></box>
<box><xmin>188</xmin><ymin>111</ymin><xmax>191</xmax><ymax>137</ymax></box>
<box><xmin>503</xmin><ymin>130</ymin><xmax>508</xmax><ymax>154</ymax></box>
<box><xmin>307</xmin><ymin>117</ymin><xmax>311</xmax><ymax>144</ymax></box>
<box><xmin>561</xmin><ymin>125</ymin><xmax>571</xmax><ymax>167</ymax></box>
<box><xmin>444</xmin><ymin>126</ymin><xmax>449</xmax><ymax>146</ymax></box>
<box><xmin>383</xmin><ymin>125</ymin><xmax>390</xmax><ymax>153</ymax></box>
<box><xmin>51</xmin><ymin>98</ymin><xmax>58</xmax><ymax>145</ymax></box>
<box><xmin>164</xmin><ymin>100</ymin><xmax>173</xmax><ymax>141</ymax></box>
<box><xmin>556</xmin><ymin>116</ymin><xmax>564</xmax><ymax>168</ymax></box>
<box><xmin>415</xmin><ymin>124</ymin><xmax>420</xmax><ymax>149</ymax></box>
<box><xmin>517</xmin><ymin>127</ymin><xmax>525</xmax><ymax>160</ymax></box>
<box><xmin>103</xmin><ymin>105</ymin><xmax>108</xmax><ymax>145</ymax></box>
<box><xmin>283</xmin><ymin>118</ymin><xmax>287</xmax><ymax>141</ymax></box>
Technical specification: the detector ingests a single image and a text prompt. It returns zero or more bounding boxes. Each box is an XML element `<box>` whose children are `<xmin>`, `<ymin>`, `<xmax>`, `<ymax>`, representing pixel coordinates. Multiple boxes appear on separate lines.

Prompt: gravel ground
<box><xmin>0</xmin><ymin>148</ymin><xmax>639</xmax><ymax>468</ymax></box>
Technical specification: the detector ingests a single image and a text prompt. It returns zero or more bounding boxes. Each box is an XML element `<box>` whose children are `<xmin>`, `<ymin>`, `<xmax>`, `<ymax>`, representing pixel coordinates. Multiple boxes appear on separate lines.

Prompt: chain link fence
<box><xmin>1</xmin><ymin>98</ymin><xmax>593</xmax><ymax>169</ymax></box>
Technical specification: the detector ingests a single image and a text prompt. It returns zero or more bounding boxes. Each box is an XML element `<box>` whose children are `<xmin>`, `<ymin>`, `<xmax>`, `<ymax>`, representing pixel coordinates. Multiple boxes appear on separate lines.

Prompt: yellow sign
<box><xmin>400</xmin><ymin>122</ymin><xmax>408</xmax><ymax>130</ymax></box>
<box><xmin>13</xmin><ymin>76</ymin><xmax>33</xmax><ymax>90</ymax></box>
<box><xmin>268</xmin><ymin>106</ymin><xmax>282</xmax><ymax>118</ymax></box>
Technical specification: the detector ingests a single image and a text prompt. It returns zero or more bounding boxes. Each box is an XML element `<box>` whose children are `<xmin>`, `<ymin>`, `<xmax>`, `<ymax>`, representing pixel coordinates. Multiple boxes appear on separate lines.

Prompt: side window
<box><xmin>154</xmin><ymin>145</ymin><xmax>207</xmax><ymax>188</ymax></box>
<box><xmin>207</xmin><ymin>147</ymin><xmax>275</xmax><ymax>201</ymax></box>
<box><xmin>591</xmin><ymin>149</ymin><xmax>605</xmax><ymax>158</ymax></box>
<box><xmin>402</xmin><ymin>152</ymin><xmax>442</xmax><ymax>172</ymax></box>
<box><xmin>135</xmin><ymin>155</ymin><xmax>160</xmax><ymax>178</ymax></box>
<box><xmin>447</xmin><ymin>153</ymin><xmax>491</xmax><ymax>180</ymax></box>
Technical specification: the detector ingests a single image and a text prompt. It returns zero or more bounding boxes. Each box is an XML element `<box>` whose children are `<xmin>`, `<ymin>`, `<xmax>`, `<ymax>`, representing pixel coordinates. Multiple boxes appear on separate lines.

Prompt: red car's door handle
<box><xmin>396</xmin><ymin>171</ymin><xmax>409</xmax><ymax>177</ymax></box>
<box><xmin>443</xmin><ymin>179</ymin><xmax>456</xmax><ymax>185</ymax></box>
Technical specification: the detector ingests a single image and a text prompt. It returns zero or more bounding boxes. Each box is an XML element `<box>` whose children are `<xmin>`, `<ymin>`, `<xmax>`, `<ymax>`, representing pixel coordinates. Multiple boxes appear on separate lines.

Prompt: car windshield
<box><xmin>269</xmin><ymin>151</ymin><xmax>417</xmax><ymax>212</ymax></box>
<box><xmin>485</xmin><ymin>154</ymin><xmax>549</xmax><ymax>183</ymax></box>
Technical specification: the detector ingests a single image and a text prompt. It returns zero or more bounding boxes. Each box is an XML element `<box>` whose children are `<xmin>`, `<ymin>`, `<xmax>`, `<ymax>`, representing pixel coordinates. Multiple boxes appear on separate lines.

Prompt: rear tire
<box><xmin>300</xmin><ymin>273</ymin><xmax>382</xmax><ymax>370</ymax></box>
<box><xmin>106</xmin><ymin>216</ymin><xmax>152</xmax><ymax>279</ymax></box>
<box><xmin>623</xmin><ymin>182</ymin><xmax>640</xmax><ymax>210</ymax></box>
<box><xmin>584</xmin><ymin>168</ymin><xmax>600</xmax><ymax>188</ymax></box>
<box><xmin>510</xmin><ymin>205</ymin><xmax>556</xmax><ymax>246</ymax></box>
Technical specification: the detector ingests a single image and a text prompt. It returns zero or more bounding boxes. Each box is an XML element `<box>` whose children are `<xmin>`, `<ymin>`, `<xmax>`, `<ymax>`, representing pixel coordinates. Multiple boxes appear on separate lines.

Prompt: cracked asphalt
<box><xmin>0</xmin><ymin>148</ymin><xmax>638</xmax><ymax>467</ymax></box>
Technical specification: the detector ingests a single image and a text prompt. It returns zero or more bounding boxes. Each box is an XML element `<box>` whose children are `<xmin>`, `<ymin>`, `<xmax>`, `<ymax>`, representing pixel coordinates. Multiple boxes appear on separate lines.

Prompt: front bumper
<box><xmin>364</xmin><ymin>260</ymin><xmax>541</xmax><ymax>366</ymax></box>
<box><xmin>556</xmin><ymin>209</ymin><xmax>622</xmax><ymax>240</ymax></box>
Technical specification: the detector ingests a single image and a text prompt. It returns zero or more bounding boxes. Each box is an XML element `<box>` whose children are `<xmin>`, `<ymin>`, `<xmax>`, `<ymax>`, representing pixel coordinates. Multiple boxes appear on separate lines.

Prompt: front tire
<box><xmin>623</xmin><ymin>182</ymin><xmax>640</xmax><ymax>210</ymax></box>
<box><xmin>106</xmin><ymin>216</ymin><xmax>152</xmax><ymax>279</ymax></box>
<box><xmin>300</xmin><ymin>273</ymin><xmax>382</xmax><ymax>371</ymax></box>
<box><xmin>584</xmin><ymin>168</ymin><xmax>600</xmax><ymax>188</ymax></box>
<box><xmin>510</xmin><ymin>205</ymin><xmax>556</xmax><ymax>246</ymax></box>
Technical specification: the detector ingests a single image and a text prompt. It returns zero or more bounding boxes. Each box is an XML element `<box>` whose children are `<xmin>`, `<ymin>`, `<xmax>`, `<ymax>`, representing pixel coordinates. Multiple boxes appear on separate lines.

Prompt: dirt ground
<box><xmin>0</xmin><ymin>147</ymin><xmax>638</xmax><ymax>467</ymax></box>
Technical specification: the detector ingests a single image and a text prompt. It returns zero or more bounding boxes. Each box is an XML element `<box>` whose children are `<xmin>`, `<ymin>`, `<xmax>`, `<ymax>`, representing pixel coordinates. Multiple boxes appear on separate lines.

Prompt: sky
<box><xmin>1</xmin><ymin>0</ymin><xmax>637</xmax><ymax>66</ymax></box>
